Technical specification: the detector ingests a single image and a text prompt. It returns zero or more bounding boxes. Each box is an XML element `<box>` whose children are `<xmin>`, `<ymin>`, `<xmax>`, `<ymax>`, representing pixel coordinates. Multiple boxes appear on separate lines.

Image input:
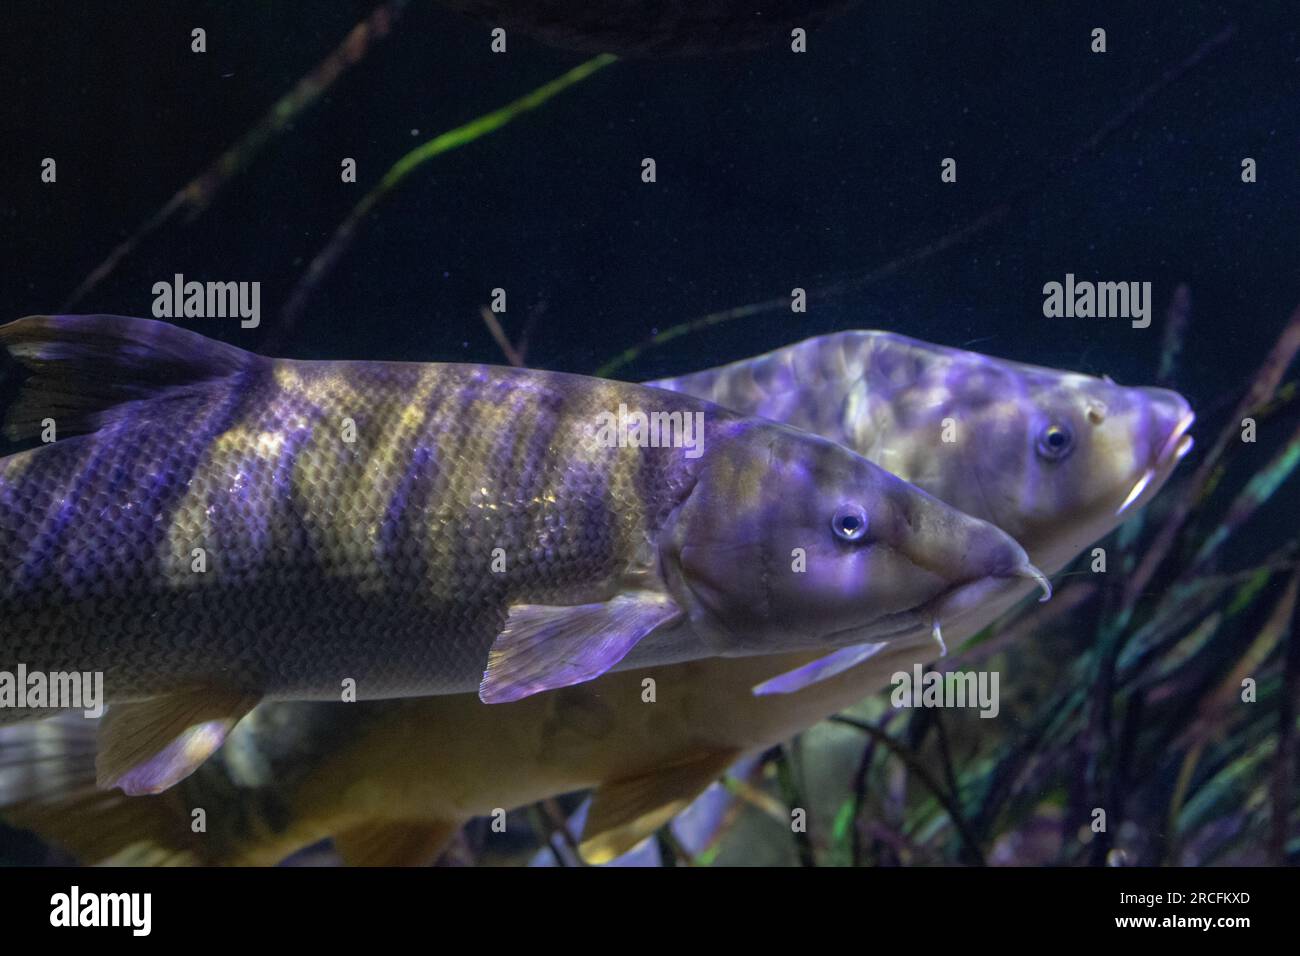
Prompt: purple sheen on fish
<box><xmin>0</xmin><ymin>316</ymin><xmax>1039</xmax><ymax>736</ymax></box>
<box><xmin>105</xmin><ymin>718</ymin><xmax>230</xmax><ymax>796</ymax></box>
<box><xmin>650</xmin><ymin>330</ymin><xmax>1193</xmax><ymax>692</ymax></box>
<box><xmin>480</xmin><ymin>593</ymin><xmax>679</xmax><ymax>703</ymax></box>
<box><xmin>751</xmin><ymin>639</ymin><xmax>888</xmax><ymax>695</ymax></box>
<box><xmin>0</xmin><ymin>328</ymin><xmax>1197</xmax><ymax>861</ymax></box>
<box><xmin>651</xmin><ymin>330</ymin><xmax>1195</xmax><ymax>577</ymax></box>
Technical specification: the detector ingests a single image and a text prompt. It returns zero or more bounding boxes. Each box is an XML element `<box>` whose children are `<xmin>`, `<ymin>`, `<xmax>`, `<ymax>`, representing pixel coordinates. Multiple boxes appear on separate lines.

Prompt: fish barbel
<box><xmin>0</xmin><ymin>316</ymin><xmax>1038</xmax><ymax>793</ymax></box>
<box><xmin>0</xmin><ymin>330</ymin><xmax>1194</xmax><ymax>862</ymax></box>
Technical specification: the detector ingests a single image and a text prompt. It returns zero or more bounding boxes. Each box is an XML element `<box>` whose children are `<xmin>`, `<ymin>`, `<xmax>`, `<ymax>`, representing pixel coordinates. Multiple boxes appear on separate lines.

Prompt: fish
<box><xmin>434</xmin><ymin>1</ymin><xmax>863</xmax><ymax>57</ymax></box>
<box><xmin>0</xmin><ymin>330</ymin><xmax>1193</xmax><ymax>863</ymax></box>
<box><xmin>0</xmin><ymin>315</ymin><xmax>1040</xmax><ymax>794</ymax></box>
<box><xmin>652</xmin><ymin>330</ymin><xmax>1196</xmax><ymax>577</ymax></box>
<box><xmin>651</xmin><ymin>330</ymin><xmax>1195</xmax><ymax>691</ymax></box>
<box><xmin>0</xmin><ymin>653</ymin><xmax>946</xmax><ymax>866</ymax></box>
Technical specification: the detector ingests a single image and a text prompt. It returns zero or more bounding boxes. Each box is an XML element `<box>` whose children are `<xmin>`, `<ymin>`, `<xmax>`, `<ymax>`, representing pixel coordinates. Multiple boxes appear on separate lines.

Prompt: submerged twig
<box><xmin>479</xmin><ymin>306</ymin><xmax>525</xmax><ymax>367</ymax></box>
<box><xmin>271</xmin><ymin>53</ymin><xmax>618</xmax><ymax>350</ymax></box>
<box><xmin>1122</xmin><ymin>301</ymin><xmax>1300</xmax><ymax>623</ymax></box>
<box><xmin>1165</xmin><ymin>567</ymin><xmax>1299</xmax><ymax>862</ymax></box>
<box><xmin>1158</xmin><ymin>285</ymin><xmax>1192</xmax><ymax>387</ymax></box>
<box><xmin>64</xmin><ymin>0</ymin><xmax>409</xmax><ymax>309</ymax></box>
<box><xmin>830</xmin><ymin>714</ymin><xmax>986</xmax><ymax>865</ymax></box>
<box><xmin>723</xmin><ymin>770</ymin><xmax>790</xmax><ymax>825</ymax></box>
<box><xmin>1192</xmin><ymin>415</ymin><xmax>1300</xmax><ymax>568</ymax></box>
<box><xmin>654</xmin><ymin>827</ymin><xmax>698</xmax><ymax>867</ymax></box>
<box><xmin>594</xmin><ymin>207</ymin><xmax>1008</xmax><ymax>377</ymax></box>
<box><xmin>845</xmin><ymin>710</ymin><xmax>901</xmax><ymax>866</ymax></box>
<box><xmin>773</xmin><ymin>745</ymin><xmax>817</xmax><ymax>866</ymax></box>
<box><xmin>525</xmin><ymin>803</ymin><xmax>571</xmax><ymax>866</ymax></box>
<box><xmin>691</xmin><ymin>771</ymin><xmax>759</xmax><ymax>865</ymax></box>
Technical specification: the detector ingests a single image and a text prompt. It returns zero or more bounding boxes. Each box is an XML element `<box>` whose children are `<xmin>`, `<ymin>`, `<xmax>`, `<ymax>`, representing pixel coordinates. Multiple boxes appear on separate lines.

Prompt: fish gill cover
<box><xmin>0</xmin><ymin>0</ymin><xmax>1295</xmax><ymax>900</ymax></box>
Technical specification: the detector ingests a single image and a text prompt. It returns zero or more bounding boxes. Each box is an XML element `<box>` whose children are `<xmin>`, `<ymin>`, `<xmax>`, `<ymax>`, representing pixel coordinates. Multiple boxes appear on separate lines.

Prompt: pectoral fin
<box><xmin>752</xmin><ymin>641</ymin><xmax>889</xmax><ymax>695</ymax></box>
<box><xmin>479</xmin><ymin>592</ymin><xmax>680</xmax><ymax>704</ymax></box>
<box><xmin>96</xmin><ymin>689</ymin><xmax>259</xmax><ymax>795</ymax></box>
<box><xmin>333</xmin><ymin>819</ymin><xmax>462</xmax><ymax>867</ymax></box>
<box><xmin>578</xmin><ymin>747</ymin><xmax>740</xmax><ymax>864</ymax></box>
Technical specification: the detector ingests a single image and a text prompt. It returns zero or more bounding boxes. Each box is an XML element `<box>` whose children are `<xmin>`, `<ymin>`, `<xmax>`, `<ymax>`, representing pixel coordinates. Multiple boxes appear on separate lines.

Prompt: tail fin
<box><xmin>0</xmin><ymin>715</ymin><xmax>205</xmax><ymax>865</ymax></box>
<box><xmin>0</xmin><ymin>314</ymin><xmax>264</xmax><ymax>441</ymax></box>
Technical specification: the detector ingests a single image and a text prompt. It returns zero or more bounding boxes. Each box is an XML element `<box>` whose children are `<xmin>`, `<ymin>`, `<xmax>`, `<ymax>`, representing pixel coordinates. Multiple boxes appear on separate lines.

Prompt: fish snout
<box><xmin>1112</xmin><ymin>387</ymin><xmax>1194</xmax><ymax>517</ymax></box>
<box><xmin>917</xmin><ymin>524</ymin><xmax>1051</xmax><ymax>653</ymax></box>
<box><xmin>1139</xmin><ymin>387</ymin><xmax>1196</xmax><ymax>469</ymax></box>
<box><xmin>908</xmin><ymin>505</ymin><xmax>1035</xmax><ymax>591</ymax></box>
<box><xmin>897</xmin><ymin>495</ymin><xmax>1049</xmax><ymax>622</ymax></box>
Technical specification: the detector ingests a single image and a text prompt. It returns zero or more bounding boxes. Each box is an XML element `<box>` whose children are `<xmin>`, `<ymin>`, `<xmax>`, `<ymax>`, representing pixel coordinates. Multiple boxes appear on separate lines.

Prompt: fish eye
<box><xmin>831</xmin><ymin>504</ymin><xmax>869</xmax><ymax>542</ymax></box>
<box><xmin>1036</xmin><ymin>423</ymin><xmax>1074</xmax><ymax>461</ymax></box>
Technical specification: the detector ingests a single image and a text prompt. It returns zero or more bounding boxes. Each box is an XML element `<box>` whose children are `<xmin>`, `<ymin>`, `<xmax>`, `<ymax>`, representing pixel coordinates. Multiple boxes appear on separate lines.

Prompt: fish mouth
<box><xmin>752</xmin><ymin>562</ymin><xmax>1052</xmax><ymax>696</ymax></box>
<box><xmin>1116</xmin><ymin>406</ymin><xmax>1196</xmax><ymax>516</ymax></box>
<box><xmin>917</xmin><ymin>562</ymin><xmax>1052</xmax><ymax>657</ymax></box>
<box><xmin>826</xmin><ymin>562</ymin><xmax>1052</xmax><ymax>647</ymax></box>
<box><xmin>923</xmin><ymin>562</ymin><xmax>1050</xmax><ymax>626</ymax></box>
<box><xmin>1160</xmin><ymin>407</ymin><xmax>1197</xmax><ymax>466</ymax></box>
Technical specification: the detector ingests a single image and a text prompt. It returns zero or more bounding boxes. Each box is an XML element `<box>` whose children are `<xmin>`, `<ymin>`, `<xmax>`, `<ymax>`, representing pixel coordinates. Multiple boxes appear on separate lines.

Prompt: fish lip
<box><xmin>921</xmin><ymin>563</ymin><xmax>1050</xmax><ymax>622</ymax></box>
<box><xmin>1156</xmin><ymin>407</ymin><xmax>1197</xmax><ymax>468</ymax></box>
<box><xmin>822</xmin><ymin>563</ymin><xmax>1048</xmax><ymax>646</ymax></box>
<box><xmin>820</xmin><ymin>608</ymin><xmax>923</xmax><ymax>645</ymax></box>
<box><xmin>1116</xmin><ymin>406</ymin><xmax>1196</xmax><ymax>517</ymax></box>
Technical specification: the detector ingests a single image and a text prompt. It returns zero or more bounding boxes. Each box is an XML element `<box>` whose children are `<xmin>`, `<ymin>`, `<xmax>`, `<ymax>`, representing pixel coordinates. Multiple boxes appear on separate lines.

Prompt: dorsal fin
<box><xmin>0</xmin><ymin>314</ymin><xmax>264</xmax><ymax>441</ymax></box>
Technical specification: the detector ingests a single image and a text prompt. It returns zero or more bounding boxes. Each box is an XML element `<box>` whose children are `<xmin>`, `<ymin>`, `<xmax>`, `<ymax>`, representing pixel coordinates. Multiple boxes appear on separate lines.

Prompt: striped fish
<box><xmin>0</xmin><ymin>330</ymin><xmax>1193</xmax><ymax>864</ymax></box>
<box><xmin>0</xmin><ymin>316</ymin><xmax>1039</xmax><ymax>794</ymax></box>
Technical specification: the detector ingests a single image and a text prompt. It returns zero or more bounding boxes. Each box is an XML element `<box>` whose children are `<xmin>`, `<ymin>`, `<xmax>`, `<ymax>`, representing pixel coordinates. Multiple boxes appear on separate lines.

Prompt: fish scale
<box><xmin>0</xmin><ymin>317</ymin><xmax>1050</xmax><ymax>794</ymax></box>
<box><xmin>0</xmin><ymin>327</ymin><xmax>1196</xmax><ymax>854</ymax></box>
<box><xmin>0</xmin><ymin>341</ymin><xmax>713</xmax><ymax>703</ymax></box>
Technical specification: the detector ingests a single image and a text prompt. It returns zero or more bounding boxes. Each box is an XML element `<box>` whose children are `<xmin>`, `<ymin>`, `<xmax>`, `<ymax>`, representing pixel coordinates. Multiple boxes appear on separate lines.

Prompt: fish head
<box><xmin>659</xmin><ymin>420</ymin><xmax>1048</xmax><ymax>654</ymax></box>
<box><xmin>656</xmin><ymin>331</ymin><xmax>1194</xmax><ymax>576</ymax></box>
<box><xmin>904</xmin><ymin>354</ymin><xmax>1196</xmax><ymax>573</ymax></box>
